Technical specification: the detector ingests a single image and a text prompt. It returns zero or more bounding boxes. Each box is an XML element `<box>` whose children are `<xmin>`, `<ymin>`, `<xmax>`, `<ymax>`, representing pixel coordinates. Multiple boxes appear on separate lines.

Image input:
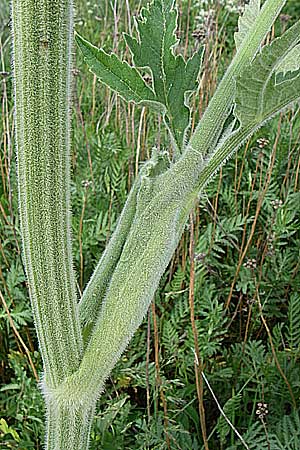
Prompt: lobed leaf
<box><xmin>76</xmin><ymin>1</ymin><xmax>202</xmax><ymax>152</ymax></box>
<box><xmin>124</xmin><ymin>0</ymin><xmax>178</xmax><ymax>101</ymax></box>
<box><xmin>75</xmin><ymin>33</ymin><xmax>158</xmax><ymax>106</ymax></box>
<box><xmin>124</xmin><ymin>0</ymin><xmax>203</xmax><ymax>150</ymax></box>
<box><xmin>163</xmin><ymin>51</ymin><xmax>204</xmax><ymax>150</ymax></box>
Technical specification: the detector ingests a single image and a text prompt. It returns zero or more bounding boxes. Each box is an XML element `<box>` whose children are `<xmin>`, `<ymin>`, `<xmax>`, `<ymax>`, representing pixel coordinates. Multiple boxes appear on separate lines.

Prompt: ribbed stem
<box><xmin>45</xmin><ymin>396</ymin><xmax>95</xmax><ymax>450</ymax></box>
<box><xmin>12</xmin><ymin>0</ymin><xmax>82</xmax><ymax>387</ymax></box>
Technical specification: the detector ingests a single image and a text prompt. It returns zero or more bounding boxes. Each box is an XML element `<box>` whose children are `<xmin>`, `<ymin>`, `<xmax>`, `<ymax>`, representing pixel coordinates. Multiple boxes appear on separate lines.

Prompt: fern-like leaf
<box><xmin>287</xmin><ymin>293</ymin><xmax>300</xmax><ymax>352</ymax></box>
<box><xmin>216</xmin><ymin>393</ymin><xmax>242</xmax><ymax>444</ymax></box>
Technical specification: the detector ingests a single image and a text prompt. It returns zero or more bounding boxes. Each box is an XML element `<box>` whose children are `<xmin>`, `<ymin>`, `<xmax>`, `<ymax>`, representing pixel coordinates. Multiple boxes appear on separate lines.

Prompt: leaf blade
<box><xmin>75</xmin><ymin>32</ymin><xmax>157</xmax><ymax>105</ymax></box>
<box><xmin>235</xmin><ymin>0</ymin><xmax>261</xmax><ymax>49</ymax></box>
<box><xmin>165</xmin><ymin>51</ymin><xmax>203</xmax><ymax>148</ymax></box>
<box><xmin>124</xmin><ymin>0</ymin><xmax>202</xmax><ymax>150</ymax></box>
<box><xmin>235</xmin><ymin>19</ymin><xmax>300</xmax><ymax>127</ymax></box>
<box><xmin>124</xmin><ymin>0</ymin><xmax>177</xmax><ymax>101</ymax></box>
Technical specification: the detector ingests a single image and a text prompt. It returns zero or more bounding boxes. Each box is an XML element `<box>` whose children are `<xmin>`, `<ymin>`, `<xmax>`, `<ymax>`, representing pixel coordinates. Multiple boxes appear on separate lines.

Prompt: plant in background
<box><xmin>11</xmin><ymin>0</ymin><xmax>300</xmax><ymax>448</ymax></box>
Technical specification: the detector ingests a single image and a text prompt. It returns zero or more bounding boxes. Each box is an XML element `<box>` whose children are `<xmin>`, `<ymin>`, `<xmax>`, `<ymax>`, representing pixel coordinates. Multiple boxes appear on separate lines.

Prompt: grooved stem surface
<box><xmin>45</xmin><ymin>397</ymin><xmax>95</xmax><ymax>450</ymax></box>
<box><xmin>12</xmin><ymin>0</ymin><xmax>82</xmax><ymax>387</ymax></box>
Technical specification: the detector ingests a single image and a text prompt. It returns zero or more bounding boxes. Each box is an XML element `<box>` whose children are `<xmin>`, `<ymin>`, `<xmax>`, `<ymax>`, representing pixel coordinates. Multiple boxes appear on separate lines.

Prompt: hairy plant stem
<box><xmin>12</xmin><ymin>0</ymin><xmax>82</xmax><ymax>388</ymax></box>
<box><xmin>44</xmin><ymin>396</ymin><xmax>95</xmax><ymax>450</ymax></box>
<box><xmin>12</xmin><ymin>0</ymin><xmax>293</xmax><ymax>448</ymax></box>
<box><xmin>12</xmin><ymin>1</ymin><xmax>84</xmax><ymax>448</ymax></box>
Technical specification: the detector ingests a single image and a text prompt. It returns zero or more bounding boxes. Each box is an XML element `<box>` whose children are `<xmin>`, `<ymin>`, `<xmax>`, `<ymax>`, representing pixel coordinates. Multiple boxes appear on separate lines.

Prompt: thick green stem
<box><xmin>68</xmin><ymin>0</ymin><xmax>287</xmax><ymax>403</ymax></box>
<box><xmin>45</xmin><ymin>396</ymin><xmax>95</xmax><ymax>450</ymax></box>
<box><xmin>12</xmin><ymin>0</ymin><xmax>82</xmax><ymax>387</ymax></box>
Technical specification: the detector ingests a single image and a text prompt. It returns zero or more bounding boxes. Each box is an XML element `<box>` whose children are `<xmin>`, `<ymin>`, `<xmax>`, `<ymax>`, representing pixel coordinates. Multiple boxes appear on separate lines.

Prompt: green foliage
<box><xmin>0</xmin><ymin>352</ymin><xmax>44</xmax><ymax>449</ymax></box>
<box><xmin>235</xmin><ymin>0</ymin><xmax>261</xmax><ymax>49</ymax></box>
<box><xmin>76</xmin><ymin>0</ymin><xmax>203</xmax><ymax>152</ymax></box>
<box><xmin>75</xmin><ymin>34</ymin><xmax>157</xmax><ymax>105</ymax></box>
<box><xmin>287</xmin><ymin>293</ymin><xmax>300</xmax><ymax>353</ymax></box>
<box><xmin>227</xmin><ymin>412</ymin><xmax>300</xmax><ymax>449</ymax></box>
<box><xmin>235</xmin><ymin>19</ymin><xmax>300</xmax><ymax>127</ymax></box>
<box><xmin>1</xmin><ymin>0</ymin><xmax>300</xmax><ymax>449</ymax></box>
<box><xmin>216</xmin><ymin>392</ymin><xmax>242</xmax><ymax>444</ymax></box>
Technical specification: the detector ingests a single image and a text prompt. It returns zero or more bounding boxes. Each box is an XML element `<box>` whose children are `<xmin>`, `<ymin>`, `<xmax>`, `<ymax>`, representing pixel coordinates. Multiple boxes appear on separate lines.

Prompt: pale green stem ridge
<box><xmin>45</xmin><ymin>396</ymin><xmax>95</xmax><ymax>450</ymax></box>
<box><xmin>12</xmin><ymin>0</ymin><xmax>82</xmax><ymax>387</ymax></box>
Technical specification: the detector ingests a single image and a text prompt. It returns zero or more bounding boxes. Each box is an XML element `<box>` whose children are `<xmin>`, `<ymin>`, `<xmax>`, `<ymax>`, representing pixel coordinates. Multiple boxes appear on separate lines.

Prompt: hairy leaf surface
<box><xmin>235</xmin><ymin>19</ymin><xmax>300</xmax><ymax>127</ymax></box>
<box><xmin>235</xmin><ymin>0</ymin><xmax>261</xmax><ymax>49</ymax></box>
<box><xmin>276</xmin><ymin>43</ymin><xmax>300</xmax><ymax>75</ymax></box>
<box><xmin>124</xmin><ymin>0</ymin><xmax>202</xmax><ymax>149</ymax></box>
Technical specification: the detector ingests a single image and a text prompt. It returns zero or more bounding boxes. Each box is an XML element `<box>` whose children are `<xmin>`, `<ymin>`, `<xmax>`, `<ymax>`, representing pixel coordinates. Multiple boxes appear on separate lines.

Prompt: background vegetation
<box><xmin>1</xmin><ymin>0</ymin><xmax>300</xmax><ymax>448</ymax></box>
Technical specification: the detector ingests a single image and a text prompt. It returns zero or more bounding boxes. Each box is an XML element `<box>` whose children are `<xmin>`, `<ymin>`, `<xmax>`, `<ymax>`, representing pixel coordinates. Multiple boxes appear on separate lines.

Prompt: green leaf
<box><xmin>124</xmin><ymin>0</ymin><xmax>178</xmax><ymax>101</ymax></box>
<box><xmin>216</xmin><ymin>393</ymin><xmax>242</xmax><ymax>444</ymax></box>
<box><xmin>235</xmin><ymin>19</ymin><xmax>300</xmax><ymax>127</ymax></box>
<box><xmin>163</xmin><ymin>51</ymin><xmax>204</xmax><ymax>149</ymax></box>
<box><xmin>235</xmin><ymin>0</ymin><xmax>261</xmax><ymax>50</ymax></box>
<box><xmin>287</xmin><ymin>293</ymin><xmax>300</xmax><ymax>351</ymax></box>
<box><xmin>76</xmin><ymin>1</ymin><xmax>202</xmax><ymax>152</ymax></box>
<box><xmin>0</xmin><ymin>383</ymin><xmax>20</xmax><ymax>392</ymax></box>
<box><xmin>124</xmin><ymin>0</ymin><xmax>202</xmax><ymax>150</ymax></box>
<box><xmin>0</xmin><ymin>419</ymin><xmax>20</xmax><ymax>442</ymax></box>
<box><xmin>276</xmin><ymin>43</ymin><xmax>300</xmax><ymax>75</ymax></box>
<box><xmin>75</xmin><ymin>32</ymin><xmax>157</xmax><ymax>106</ymax></box>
